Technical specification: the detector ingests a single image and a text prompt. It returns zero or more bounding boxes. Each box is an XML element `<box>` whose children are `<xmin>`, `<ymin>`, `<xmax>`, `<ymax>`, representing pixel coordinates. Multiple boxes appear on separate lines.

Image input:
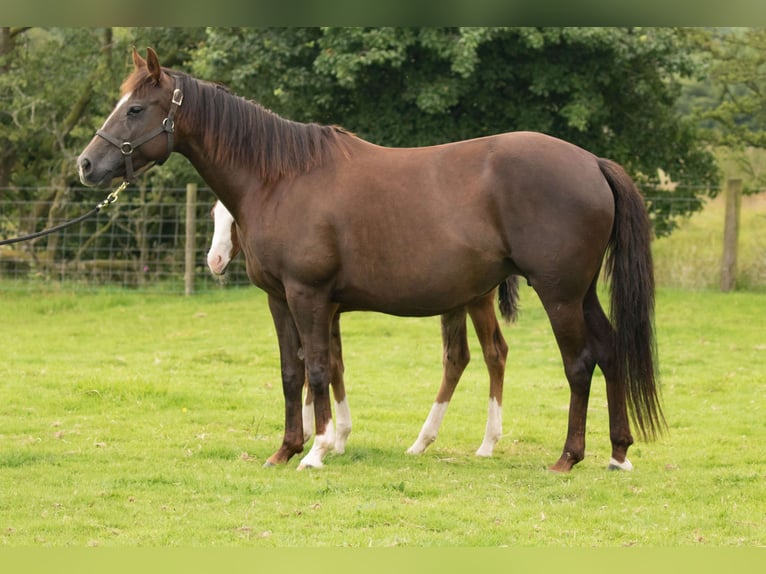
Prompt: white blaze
<box><xmin>207</xmin><ymin>201</ymin><xmax>235</xmax><ymax>275</ymax></box>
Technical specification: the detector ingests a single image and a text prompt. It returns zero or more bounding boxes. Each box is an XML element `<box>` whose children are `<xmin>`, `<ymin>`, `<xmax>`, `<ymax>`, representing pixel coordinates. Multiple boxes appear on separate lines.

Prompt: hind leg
<box><xmin>407</xmin><ymin>308</ymin><xmax>470</xmax><ymax>454</ymax></box>
<box><xmin>583</xmin><ymin>287</ymin><xmax>634</xmax><ymax>470</ymax></box>
<box><xmin>468</xmin><ymin>290</ymin><xmax>508</xmax><ymax>457</ymax></box>
<box><xmin>329</xmin><ymin>314</ymin><xmax>352</xmax><ymax>454</ymax></box>
<box><xmin>302</xmin><ymin>381</ymin><xmax>314</xmax><ymax>444</ymax></box>
<box><xmin>537</xmin><ymin>293</ymin><xmax>597</xmax><ymax>473</ymax></box>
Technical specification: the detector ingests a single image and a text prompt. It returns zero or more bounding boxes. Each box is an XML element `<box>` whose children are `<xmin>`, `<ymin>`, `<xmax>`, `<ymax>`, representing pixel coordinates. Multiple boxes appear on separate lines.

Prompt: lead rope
<box><xmin>0</xmin><ymin>180</ymin><xmax>128</xmax><ymax>246</ymax></box>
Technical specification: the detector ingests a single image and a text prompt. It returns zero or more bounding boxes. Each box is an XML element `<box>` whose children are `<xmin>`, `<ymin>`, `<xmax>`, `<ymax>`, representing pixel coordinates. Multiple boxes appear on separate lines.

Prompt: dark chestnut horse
<box><xmin>78</xmin><ymin>48</ymin><xmax>663</xmax><ymax>472</ymax></box>
<box><xmin>206</xmin><ymin>199</ymin><xmax>519</xmax><ymax>459</ymax></box>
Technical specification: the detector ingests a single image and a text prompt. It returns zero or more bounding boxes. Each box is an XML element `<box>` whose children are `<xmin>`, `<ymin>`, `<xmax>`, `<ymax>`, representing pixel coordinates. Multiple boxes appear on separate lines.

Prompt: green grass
<box><xmin>0</xmin><ymin>282</ymin><xmax>764</xmax><ymax>547</ymax></box>
<box><xmin>653</xmin><ymin>192</ymin><xmax>766</xmax><ymax>290</ymax></box>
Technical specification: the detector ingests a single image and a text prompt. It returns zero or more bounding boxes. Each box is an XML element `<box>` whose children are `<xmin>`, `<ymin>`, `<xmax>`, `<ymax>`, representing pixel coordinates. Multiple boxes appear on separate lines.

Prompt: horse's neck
<box><xmin>178</xmin><ymin>140</ymin><xmax>260</xmax><ymax>215</ymax></box>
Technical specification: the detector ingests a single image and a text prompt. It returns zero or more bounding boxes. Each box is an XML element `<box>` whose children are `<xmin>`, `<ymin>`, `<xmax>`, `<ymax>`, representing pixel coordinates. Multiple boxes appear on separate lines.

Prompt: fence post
<box><xmin>720</xmin><ymin>178</ymin><xmax>742</xmax><ymax>292</ymax></box>
<box><xmin>184</xmin><ymin>183</ymin><xmax>198</xmax><ymax>296</ymax></box>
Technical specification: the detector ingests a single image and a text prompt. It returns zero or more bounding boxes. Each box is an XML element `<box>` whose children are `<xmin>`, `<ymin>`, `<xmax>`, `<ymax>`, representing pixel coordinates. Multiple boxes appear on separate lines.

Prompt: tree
<box><xmin>696</xmin><ymin>28</ymin><xmax>766</xmax><ymax>192</ymax></box>
<box><xmin>193</xmin><ymin>27</ymin><xmax>719</xmax><ymax>236</ymax></box>
<box><xmin>0</xmin><ymin>28</ymin><xmax>721</xmax><ymax>237</ymax></box>
<box><xmin>0</xmin><ymin>28</ymin><xmax>121</xmax><ymax>193</ymax></box>
<box><xmin>0</xmin><ymin>28</ymin><xmax>204</xmax><ymax>281</ymax></box>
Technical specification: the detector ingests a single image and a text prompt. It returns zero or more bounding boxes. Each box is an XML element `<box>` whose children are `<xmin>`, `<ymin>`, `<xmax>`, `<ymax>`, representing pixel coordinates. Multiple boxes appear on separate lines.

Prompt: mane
<box><xmin>121</xmin><ymin>68</ymin><xmax>351</xmax><ymax>184</ymax></box>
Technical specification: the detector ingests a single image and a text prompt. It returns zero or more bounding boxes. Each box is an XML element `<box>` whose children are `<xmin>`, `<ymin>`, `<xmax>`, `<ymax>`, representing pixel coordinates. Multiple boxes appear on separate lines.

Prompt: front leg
<box><xmin>286</xmin><ymin>289</ymin><xmax>338</xmax><ymax>470</ymax></box>
<box><xmin>264</xmin><ymin>295</ymin><xmax>306</xmax><ymax>466</ymax></box>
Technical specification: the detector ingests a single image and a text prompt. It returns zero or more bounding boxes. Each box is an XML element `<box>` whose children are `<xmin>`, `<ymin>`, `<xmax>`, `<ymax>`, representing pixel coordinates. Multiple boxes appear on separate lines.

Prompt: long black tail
<box><xmin>598</xmin><ymin>157</ymin><xmax>665</xmax><ymax>440</ymax></box>
<box><xmin>498</xmin><ymin>276</ymin><xmax>519</xmax><ymax>323</ymax></box>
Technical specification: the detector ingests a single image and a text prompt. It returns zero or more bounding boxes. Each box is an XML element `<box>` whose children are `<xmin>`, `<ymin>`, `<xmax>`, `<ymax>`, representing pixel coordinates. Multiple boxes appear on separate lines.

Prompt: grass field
<box><xmin>0</xmin><ymin>194</ymin><xmax>765</xmax><ymax>547</ymax></box>
<box><xmin>0</xmin><ymin>282</ymin><xmax>764</xmax><ymax>547</ymax></box>
<box><xmin>653</xmin><ymin>192</ymin><xmax>766</xmax><ymax>291</ymax></box>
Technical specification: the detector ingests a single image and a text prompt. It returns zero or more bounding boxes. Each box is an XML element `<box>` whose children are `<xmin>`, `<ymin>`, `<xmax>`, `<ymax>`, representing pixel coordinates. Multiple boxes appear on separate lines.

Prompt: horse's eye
<box><xmin>127</xmin><ymin>105</ymin><xmax>143</xmax><ymax>117</ymax></box>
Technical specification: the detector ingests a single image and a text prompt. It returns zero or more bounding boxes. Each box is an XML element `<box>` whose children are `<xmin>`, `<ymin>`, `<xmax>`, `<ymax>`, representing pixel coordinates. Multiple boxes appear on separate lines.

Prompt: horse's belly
<box><xmin>332</xmin><ymin>257</ymin><xmax>510</xmax><ymax>316</ymax></box>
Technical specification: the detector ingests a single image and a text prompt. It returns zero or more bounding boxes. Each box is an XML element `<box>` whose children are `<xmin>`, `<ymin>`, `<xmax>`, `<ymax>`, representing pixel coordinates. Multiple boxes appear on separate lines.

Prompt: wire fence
<box><xmin>0</xmin><ymin>186</ymin><xmax>250</xmax><ymax>293</ymax></box>
<box><xmin>0</xmin><ymin>185</ymin><xmax>714</xmax><ymax>294</ymax></box>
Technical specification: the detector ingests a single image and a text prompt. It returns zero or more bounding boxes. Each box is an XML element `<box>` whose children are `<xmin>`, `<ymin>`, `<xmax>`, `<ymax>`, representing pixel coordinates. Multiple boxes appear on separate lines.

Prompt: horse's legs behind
<box><xmin>467</xmin><ymin>291</ymin><xmax>508</xmax><ymax>456</ymax></box>
<box><xmin>407</xmin><ymin>308</ymin><xmax>470</xmax><ymax>454</ymax></box>
<box><xmin>329</xmin><ymin>313</ymin><xmax>352</xmax><ymax>454</ymax></box>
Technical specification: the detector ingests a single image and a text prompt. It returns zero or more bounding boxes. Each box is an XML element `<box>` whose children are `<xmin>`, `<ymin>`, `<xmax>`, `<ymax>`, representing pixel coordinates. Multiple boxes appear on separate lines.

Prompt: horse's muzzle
<box><xmin>77</xmin><ymin>154</ymin><xmax>112</xmax><ymax>188</ymax></box>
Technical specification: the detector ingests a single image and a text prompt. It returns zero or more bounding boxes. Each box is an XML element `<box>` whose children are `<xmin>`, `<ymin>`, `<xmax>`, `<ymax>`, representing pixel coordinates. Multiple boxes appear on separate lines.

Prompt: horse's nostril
<box><xmin>79</xmin><ymin>157</ymin><xmax>92</xmax><ymax>174</ymax></box>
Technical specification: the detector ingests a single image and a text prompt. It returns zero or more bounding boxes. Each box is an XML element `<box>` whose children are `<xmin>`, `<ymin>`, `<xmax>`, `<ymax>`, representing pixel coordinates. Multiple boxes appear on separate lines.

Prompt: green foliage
<box><xmin>193</xmin><ymin>27</ymin><xmax>719</xmax><ymax>235</ymax></box>
<box><xmin>0</xmin><ymin>27</ymin><xmax>727</xmax><ymax>235</ymax></box>
<box><xmin>693</xmin><ymin>28</ymin><xmax>766</xmax><ymax>193</ymax></box>
<box><xmin>0</xmin><ymin>29</ymin><xmax>121</xmax><ymax>192</ymax></box>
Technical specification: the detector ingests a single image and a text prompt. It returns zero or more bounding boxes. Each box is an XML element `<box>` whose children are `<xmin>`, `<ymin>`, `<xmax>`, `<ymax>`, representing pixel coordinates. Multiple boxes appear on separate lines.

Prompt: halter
<box><xmin>96</xmin><ymin>79</ymin><xmax>184</xmax><ymax>182</ymax></box>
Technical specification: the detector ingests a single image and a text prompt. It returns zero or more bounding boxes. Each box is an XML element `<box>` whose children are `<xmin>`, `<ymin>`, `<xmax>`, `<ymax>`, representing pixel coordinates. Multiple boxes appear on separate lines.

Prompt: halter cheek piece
<box><xmin>96</xmin><ymin>79</ymin><xmax>184</xmax><ymax>183</ymax></box>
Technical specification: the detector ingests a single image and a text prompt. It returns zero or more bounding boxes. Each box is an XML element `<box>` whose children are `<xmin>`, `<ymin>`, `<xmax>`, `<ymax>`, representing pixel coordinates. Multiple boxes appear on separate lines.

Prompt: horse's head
<box><xmin>207</xmin><ymin>200</ymin><xmax>240</xmax><ymax>276</ymax></box>
<box><xmin>78</xmin><ymin>47</ymin><xmax>182</xmax><ymax>188</ymax></box>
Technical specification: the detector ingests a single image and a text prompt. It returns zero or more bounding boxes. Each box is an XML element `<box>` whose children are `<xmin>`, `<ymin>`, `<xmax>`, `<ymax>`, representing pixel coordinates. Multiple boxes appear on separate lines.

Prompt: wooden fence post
<box><xmin>720</xmin><ymin>178</ymin><xmax>742</xmax><ymax>292</ymax></box>
<box><xmin>184</xmin><ymin>182</ymin><xmax>198</xmax><ymax>296</ymax></box>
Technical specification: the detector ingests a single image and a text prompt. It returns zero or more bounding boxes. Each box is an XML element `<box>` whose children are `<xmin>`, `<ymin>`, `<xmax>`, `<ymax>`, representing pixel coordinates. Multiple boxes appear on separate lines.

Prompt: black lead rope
<box><xmin>0</xmin><ymin>181</ymin><xmax>127</xmax><ymax>246</ymax></box>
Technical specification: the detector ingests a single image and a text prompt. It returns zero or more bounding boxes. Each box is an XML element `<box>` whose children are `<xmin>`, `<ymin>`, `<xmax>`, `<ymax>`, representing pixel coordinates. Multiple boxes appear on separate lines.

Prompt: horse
<box><xmin>207</xmin><ymin>199</ymin><xmax>352</xmax><ymax>453</ymax></box>
<box><xmin>78</xmin><ymin>47</ymin><xmax>664</xmax><ymax>472</ymax></box>
<box><xmin>207</xmin><ymin>198</ymin><xmax>519</xmax><ymax>458</ymax></box>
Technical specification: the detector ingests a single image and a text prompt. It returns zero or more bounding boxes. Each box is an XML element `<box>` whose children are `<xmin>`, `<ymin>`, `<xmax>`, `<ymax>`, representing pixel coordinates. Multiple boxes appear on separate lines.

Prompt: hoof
<box><xmin>262</xmin><ymin>460</ymin><xmax>276</xmax><ymax>468</ymax></box>
<box><xmin>549</xmin><ymin>453</ymin><xmax>577</xmax><ymax>473</ymax></box>
<box><xmin>608</xmin><ymin>457</ymin><xmax>634</xmax><ymax>471</ymax></box>
<box><xmin>297</xmin><ymin>462</ymin><xmax>323</xmax><ymax>471</ymax></box>
<box><xmin>475</xmin><ymin>443</ymin><xmax>494</xmax><ymax>457</ymax></box>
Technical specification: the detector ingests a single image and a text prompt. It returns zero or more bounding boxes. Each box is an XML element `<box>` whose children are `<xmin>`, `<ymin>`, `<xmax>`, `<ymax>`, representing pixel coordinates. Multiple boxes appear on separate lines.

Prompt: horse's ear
<box><xmin>146</xmin><ymin>47</ymin><xmax>162</xmax><ymax>85</ymax></box>
<box><xmin>132</xmin><ymin>46</ymin><xmax>145</xmax><ymax>70</ymax></box>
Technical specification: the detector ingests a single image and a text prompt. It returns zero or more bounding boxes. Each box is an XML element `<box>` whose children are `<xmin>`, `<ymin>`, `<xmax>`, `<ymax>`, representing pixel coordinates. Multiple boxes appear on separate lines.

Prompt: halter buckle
<box><xmin>120</xmin><ymin>142</ymin><xmax>134</xmax><ymax>156</ymax></box>
<box><xmin>172</xmin><ymin>89</ymin><xmax>184</xmax><ymax>106</ymax></box>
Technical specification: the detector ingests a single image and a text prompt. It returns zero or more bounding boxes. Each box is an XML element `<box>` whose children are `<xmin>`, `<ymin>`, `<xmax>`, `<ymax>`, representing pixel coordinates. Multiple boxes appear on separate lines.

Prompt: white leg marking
<box><xmin>302</xmin><ymin>403</ymin><xmax>315</xmax><ymax>444</ymax></box>
<box><xmin>476</xmin><ymin>397</ymin><xmax>503</xmax><ymax>457</ymax></box>
<box><xmin>406</xmin><ymin>402</ymin><xmax>449</xmax><ymax>455</ymax></box>
<box><xmin>298</xmin><ymin>422</ymin><xmax>335</xmax><ymax>470</ymax></box>
<box><xmin>608</xmin><ymin>457</ymin><xmax>634</xmax><ymax>471</ymax></box>
<box><xmin>333</xmin><ymin>397</ymin><xmax>352</xmax><ymax>454</ymax></box>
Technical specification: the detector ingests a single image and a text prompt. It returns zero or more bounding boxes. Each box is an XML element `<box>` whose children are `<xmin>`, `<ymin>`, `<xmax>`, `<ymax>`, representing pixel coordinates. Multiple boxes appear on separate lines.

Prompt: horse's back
<box><xmin>348</xmin><ymin>132</ymin><xmax>613</xmax><ymax>263</ymax></box>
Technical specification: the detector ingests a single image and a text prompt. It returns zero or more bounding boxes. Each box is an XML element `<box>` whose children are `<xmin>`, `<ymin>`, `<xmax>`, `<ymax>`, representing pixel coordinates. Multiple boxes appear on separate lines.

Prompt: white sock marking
<box><xmin>302</xmin><ymin>403</ymin><xmax>314</xmax><ymax>444</ymax></box>
<box><xmin>298</xmin><ymin>422</ymin><xmax>335</xmax><ymax>469</ymax></box>
<box><xmin>608</xmin><ymin>456</ymin><xmax>634</xmax><ymax>471</ymax></box>
<box><xmin>407</xmin><ymin>402</ymin><xmax>449</xmax><ymax>454</ymax></box>
<box><xmin>333</xmin><ymin>397</ymin><xmax>352</xmax><ymax>454</ymax></box>
<box><xmin>476</xmin><ymin>397</ymin><xmax>503</xmax><ymax>457</ymax></box>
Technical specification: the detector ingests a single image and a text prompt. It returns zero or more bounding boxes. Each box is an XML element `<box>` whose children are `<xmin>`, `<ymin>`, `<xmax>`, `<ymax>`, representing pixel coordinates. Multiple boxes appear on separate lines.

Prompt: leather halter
<box><xmin>96</xmin><ymin>79</ymin><xmax>184</xmax><ymax>182</ymax></box>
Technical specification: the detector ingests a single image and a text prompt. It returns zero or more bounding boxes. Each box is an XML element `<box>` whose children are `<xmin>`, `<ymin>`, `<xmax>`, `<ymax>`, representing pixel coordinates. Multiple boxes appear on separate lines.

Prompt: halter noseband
<box><xmin>96</xmin><ymin>79</ymin><xmax>184</xmax><ymax>182</ymax></box>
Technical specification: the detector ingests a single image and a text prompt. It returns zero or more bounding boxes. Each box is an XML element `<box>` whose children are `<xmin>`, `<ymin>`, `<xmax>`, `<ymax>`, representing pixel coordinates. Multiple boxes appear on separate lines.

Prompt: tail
<box><xmin>598</xmin><ymin>157</ymin><xmax>665</xmax><ymax>441</ymax></box>
<box><xmin>498</xmin><ymin>276</ymin><xmax>519</xmax><ymax>323</ymax></box>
